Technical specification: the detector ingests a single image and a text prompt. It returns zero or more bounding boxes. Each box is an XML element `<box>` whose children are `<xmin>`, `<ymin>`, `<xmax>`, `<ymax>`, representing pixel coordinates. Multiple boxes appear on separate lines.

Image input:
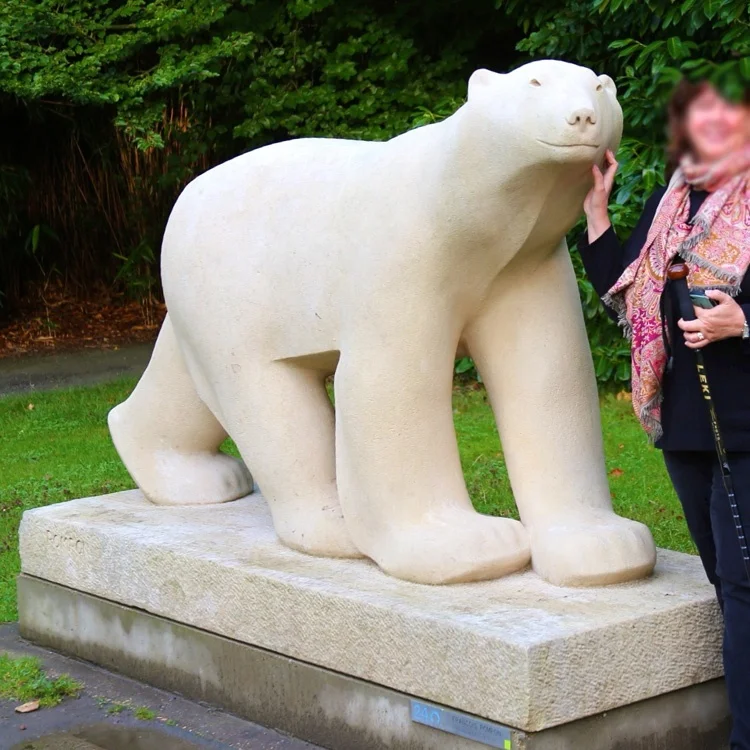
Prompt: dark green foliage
<box><xmin>0</xmin><ymin>0</ymin><xmax>514</xmax><ymax>316</ymax></box>
<box><xmin>1</xmin><ymin>0</ymin><xmax>748</xmax><ymax>384</ymax></box>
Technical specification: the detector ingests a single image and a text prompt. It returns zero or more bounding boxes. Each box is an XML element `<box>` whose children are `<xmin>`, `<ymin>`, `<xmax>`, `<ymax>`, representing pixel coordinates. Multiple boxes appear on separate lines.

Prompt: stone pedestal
<box><xmin>18</xmin><ymin>491</ymin><xmax>730</xmax><ymax>749</ymax></box>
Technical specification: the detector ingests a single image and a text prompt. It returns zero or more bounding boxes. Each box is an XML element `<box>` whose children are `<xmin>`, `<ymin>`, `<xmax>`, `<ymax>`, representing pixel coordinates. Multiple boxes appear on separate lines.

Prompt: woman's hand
<box><xmin>584</xmin><ymin>149</ymin><xmax>618</xmax><ymax>243</ymax></box>
<box><xmin>678</xmin><ymin>290</ymin><xmax>747</xmax><ymax>349</ymax></box>
<box><xmin>681</xmin><ymin>145</ymin><xmax>750</xmax><ymax>192</ymax></box>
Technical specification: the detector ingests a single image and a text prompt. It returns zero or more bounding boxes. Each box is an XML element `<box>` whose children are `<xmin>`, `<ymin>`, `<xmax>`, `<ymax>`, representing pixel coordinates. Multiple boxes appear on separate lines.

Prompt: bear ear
<box><xmin>469</xmin><ymin>68</ymin><xmax>493</xmax><ymax>87</ymax></box>
<box><xmin>468</xmin><ymin>68</ymin><xmax>494</xmax><ymax>91</ymax></box>
<box><xmin>598</xmin><ymin>74</ymin><xmax>617</xmax><ymax>95</ymax></box>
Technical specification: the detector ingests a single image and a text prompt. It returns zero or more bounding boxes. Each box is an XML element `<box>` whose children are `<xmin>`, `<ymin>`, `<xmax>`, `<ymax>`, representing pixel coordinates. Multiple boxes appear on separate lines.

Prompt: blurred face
<box><xmin>685</xmin><ymin>86</ymin><xmax>750</xmax><ymax>163</ymax></box>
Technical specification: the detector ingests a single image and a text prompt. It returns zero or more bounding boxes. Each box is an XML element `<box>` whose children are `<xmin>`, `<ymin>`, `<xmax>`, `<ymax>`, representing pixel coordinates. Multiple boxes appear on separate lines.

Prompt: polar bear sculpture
<box><xmin>109</xmin><ymin>59</ymin><xmax>656</xmax><ymax>586</ymax></box>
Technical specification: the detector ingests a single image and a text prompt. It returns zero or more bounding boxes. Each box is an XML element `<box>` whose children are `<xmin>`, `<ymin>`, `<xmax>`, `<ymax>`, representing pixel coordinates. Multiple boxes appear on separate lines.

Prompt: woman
<box><xmin>579</xmin><ymin>81</ymin><xmax>750</xmax><ymax>750</ymax></box>
<box><xmin>580</xmin><ymin>80</ymin><xmax>750</xmax><ymax>749</ymax></box>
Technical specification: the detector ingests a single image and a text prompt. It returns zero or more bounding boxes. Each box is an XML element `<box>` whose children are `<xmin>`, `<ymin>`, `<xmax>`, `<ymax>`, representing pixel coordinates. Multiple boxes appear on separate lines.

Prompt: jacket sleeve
<box><xmin>578</xmin><ymin>227</ymin><xmax>624</xmax><ymax>299</ymax></box>
<box><xmin>577</xmin><ymin>186</ymin><xmax>668</xmax><ymax>299</ymax></box>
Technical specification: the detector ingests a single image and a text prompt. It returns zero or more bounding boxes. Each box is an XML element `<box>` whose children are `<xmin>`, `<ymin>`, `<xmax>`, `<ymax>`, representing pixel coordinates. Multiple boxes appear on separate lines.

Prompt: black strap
<box><xmin>661</xmin><ymin>280</ymin><xmax>674</xmax><ymax>373</ymax></box>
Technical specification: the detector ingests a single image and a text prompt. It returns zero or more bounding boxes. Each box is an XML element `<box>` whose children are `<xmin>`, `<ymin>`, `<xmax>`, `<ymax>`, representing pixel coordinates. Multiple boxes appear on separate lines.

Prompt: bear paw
<box><xmin>364</xmin><ymin>509</ymin><xmax>530</xmax><ymax>584</ymax></box>
<box><xmin>141</xmin><ymin>450</ymin><xmax>253</xmax><ymax>506</ymax></box>
<box><xmin>273</xmin><ymin>501</ymin><xmax>364</xmax><ymax>559</ymax></box>
<box><xmin>530</xmin><ymin>509</ymin><xmax>656</xmax><ymax>586</ymax></box>
<box><xmin>109</xmin><ymin>400</ymin><xmax>253</xmax><ymax>506</ymax></box>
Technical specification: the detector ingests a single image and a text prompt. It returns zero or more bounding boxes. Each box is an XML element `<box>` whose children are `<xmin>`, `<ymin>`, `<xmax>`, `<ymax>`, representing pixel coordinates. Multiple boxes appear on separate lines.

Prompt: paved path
<box><xmin>0</xmin><ymin>624</ymin><xmax>318</xmax><ymax>750</ymax></box>
<box><xmin>0</xmin><ymin>344</ymin><xmax>153</xmax><ymax>397</ymax></box>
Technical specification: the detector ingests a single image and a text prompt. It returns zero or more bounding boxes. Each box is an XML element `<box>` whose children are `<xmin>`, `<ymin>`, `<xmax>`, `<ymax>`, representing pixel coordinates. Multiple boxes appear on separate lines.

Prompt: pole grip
<box><xmin>666</xmin><ymin>260</ymin><xmax>696</xmax><ymax>322</ymax></box>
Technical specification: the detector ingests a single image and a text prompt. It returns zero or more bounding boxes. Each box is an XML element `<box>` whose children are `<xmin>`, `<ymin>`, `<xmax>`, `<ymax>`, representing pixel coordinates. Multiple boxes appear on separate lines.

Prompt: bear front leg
<box><xmin>334</xmin><ymin>321</ymin><xmax>530</xmax><ymax>584</ymax></box>
<box><xmin>465</xmin><ymin>241</ymin><xmax>656</xmax><ymax>586</ymax></box>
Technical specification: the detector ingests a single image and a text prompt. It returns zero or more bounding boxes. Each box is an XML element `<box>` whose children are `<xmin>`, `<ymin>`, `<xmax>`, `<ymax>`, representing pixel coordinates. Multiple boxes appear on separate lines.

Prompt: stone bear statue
<box><xmin>109</xmin><ymin>59</ymin><xmax>657</xmax><ymax>586</ymax></box>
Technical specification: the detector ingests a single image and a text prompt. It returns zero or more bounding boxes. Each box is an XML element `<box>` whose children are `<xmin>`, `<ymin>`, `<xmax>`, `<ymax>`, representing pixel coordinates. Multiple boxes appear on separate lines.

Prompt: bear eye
<box><xmin>530</xmin><ymin>78</ymin><xmax>542</xmax><ymax>87</ymax></box>
<box><xmin>596</xmin><ymin>83</ymin><xmax>603</xmax><ymax>92</ymax></box>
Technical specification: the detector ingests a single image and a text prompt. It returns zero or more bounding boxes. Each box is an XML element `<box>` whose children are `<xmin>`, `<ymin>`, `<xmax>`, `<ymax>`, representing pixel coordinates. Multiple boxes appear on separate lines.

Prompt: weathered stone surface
<box><xmin>17</xmin><ymin>577</ymin><xmax>730</xmax><ymax>750</ymax></box>
<box><xmin>19</xmin><ymin>490</ymin><xmax>723</xmax><ymax>732</ymax></box>
<box><xmin>107</xmin><ymin>59</ymin><xmax>652</xmax><ymax>590</ymax></box>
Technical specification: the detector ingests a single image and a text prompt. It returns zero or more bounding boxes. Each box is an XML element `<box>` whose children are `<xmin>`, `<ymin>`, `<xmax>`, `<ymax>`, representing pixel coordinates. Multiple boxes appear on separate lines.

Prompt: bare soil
<box><xmin>0</xmin><ymin>284</ymin><xmax>164</xmax><ymax>359</ymax></box>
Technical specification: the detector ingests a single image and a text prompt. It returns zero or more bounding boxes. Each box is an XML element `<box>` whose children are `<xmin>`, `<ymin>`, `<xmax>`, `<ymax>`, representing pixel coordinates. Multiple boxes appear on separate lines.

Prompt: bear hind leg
<box><xmin>108</xmin><ymin>314</ymin><xmax>253</xmax><ymax>505</ymax></box>
<box><xmin>213</xmin><ymin>360</ymin><xmax>363</xmax><ymax>559</ymax></box>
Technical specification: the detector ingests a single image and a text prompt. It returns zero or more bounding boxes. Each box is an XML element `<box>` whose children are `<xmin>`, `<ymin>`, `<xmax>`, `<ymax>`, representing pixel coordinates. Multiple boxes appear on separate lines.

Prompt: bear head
<box><xmin>466</xmin><ymin>59</ymin><xmax>623</xmax><ymax>171</ymax></box>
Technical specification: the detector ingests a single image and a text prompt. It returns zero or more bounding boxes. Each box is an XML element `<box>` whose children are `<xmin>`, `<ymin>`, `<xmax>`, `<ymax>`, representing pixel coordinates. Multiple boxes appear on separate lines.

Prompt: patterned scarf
<box><xmin>603</xmin><ymin>168</ymin><xmax>750</xmax><ymax>440</ymax></box>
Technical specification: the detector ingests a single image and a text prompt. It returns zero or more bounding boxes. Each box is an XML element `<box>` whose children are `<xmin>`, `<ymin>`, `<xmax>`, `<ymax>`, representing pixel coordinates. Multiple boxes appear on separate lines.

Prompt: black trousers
<box><xmin>663</xmin><ymin>451</ymin><xmax>750</xmax><ymax>750</ymax></box>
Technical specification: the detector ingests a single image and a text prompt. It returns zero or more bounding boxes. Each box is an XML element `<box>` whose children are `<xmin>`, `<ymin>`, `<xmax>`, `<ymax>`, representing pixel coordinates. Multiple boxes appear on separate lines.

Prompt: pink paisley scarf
<box><xmin>603</xmin><ymin>168</ymin><xmax>750</xmax><ymax>440</ymax></box>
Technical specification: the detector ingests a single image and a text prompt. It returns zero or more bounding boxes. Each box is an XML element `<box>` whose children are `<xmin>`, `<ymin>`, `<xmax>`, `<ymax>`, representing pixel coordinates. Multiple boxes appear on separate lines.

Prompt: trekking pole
<box><xmin>667</xmin><ymin>259</ymin><xmax>750</xmax><ymax>580</ymax></box>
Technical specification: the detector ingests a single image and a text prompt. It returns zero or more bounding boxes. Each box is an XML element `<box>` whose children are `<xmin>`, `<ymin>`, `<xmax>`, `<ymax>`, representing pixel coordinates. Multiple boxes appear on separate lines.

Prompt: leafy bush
<box><xmin>0</xmin><ymin>0</ymin><xmax>511</xmax><ymax>312</ymax></box>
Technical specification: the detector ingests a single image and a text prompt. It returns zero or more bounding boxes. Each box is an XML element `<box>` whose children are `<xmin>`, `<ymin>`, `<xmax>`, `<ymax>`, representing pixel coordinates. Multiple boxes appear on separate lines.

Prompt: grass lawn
<box><xmin>0</xmin><ymin>378</ymin><xmax>690</xmax><ymax>622</ymax></box>
<box><xmin>0</xmin><ymin>653</ymin><xmax>81</xmax><ymax>707</ymax></box>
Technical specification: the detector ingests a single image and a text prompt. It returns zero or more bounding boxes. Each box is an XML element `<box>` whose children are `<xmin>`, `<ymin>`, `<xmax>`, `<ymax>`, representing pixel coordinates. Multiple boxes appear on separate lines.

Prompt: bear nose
<box><xmin>567</xmin><ymin>107</ymin><xmax>597</xmax><ymax>130</ymax></box>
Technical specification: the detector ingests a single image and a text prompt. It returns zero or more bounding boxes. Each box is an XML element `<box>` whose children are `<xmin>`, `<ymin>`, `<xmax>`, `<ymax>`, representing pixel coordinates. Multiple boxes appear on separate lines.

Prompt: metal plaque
<box><xmin>410</xmin><ymin>699</ymin><xmax>512</xmax><ymax>749</ymax></box>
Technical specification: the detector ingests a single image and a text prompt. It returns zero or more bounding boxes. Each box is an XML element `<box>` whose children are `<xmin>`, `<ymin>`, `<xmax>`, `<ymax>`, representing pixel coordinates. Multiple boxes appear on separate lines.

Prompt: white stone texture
<box><xmin>20</xmin><ymin>491</ymin><xmax>721</xmax><ymax>732</ymax></box>
<box><xmin>106</xmin><ymin>59</ymin><xmax>657</xmax><ymax>586</ymax></box>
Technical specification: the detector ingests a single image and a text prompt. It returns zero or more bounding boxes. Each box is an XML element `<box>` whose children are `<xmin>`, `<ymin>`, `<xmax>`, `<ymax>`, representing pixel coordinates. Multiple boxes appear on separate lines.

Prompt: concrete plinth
<box><xmin>18</xmin><ymin>491</ymin><xmax>730</xmax><ymax>749</ymax></box>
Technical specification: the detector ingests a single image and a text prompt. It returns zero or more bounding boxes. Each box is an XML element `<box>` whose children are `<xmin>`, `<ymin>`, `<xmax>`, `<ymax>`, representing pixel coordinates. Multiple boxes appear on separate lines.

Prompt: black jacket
<box><xmin>579</xmin><ymin>186</ymin><xmax>750</xmax><ymax>451</ymax></box>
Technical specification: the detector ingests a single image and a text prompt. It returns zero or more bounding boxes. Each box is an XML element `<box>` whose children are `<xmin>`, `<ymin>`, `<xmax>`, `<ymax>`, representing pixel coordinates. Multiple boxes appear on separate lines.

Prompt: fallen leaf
<box><xmin>609</xmin><ymin>468</ymin><xmax>624</xmax><ymax>478</ymax></box>
<box><xmin>15</xmin><ymin>701</ymin><xmax>39</xmax><ymax>714</ymax></box>
<box><xmin>26</xmin><ymin>403</ymin><xmax>34</xmax><ymax>411</ymax></box>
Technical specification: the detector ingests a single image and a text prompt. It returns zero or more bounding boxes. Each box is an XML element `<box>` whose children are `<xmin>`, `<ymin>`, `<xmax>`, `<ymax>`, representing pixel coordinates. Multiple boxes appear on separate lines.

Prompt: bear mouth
<box><xmin>537</xmin><ymin>139</ymin><xmax>600</xmax><ymax>149</ymax></box>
